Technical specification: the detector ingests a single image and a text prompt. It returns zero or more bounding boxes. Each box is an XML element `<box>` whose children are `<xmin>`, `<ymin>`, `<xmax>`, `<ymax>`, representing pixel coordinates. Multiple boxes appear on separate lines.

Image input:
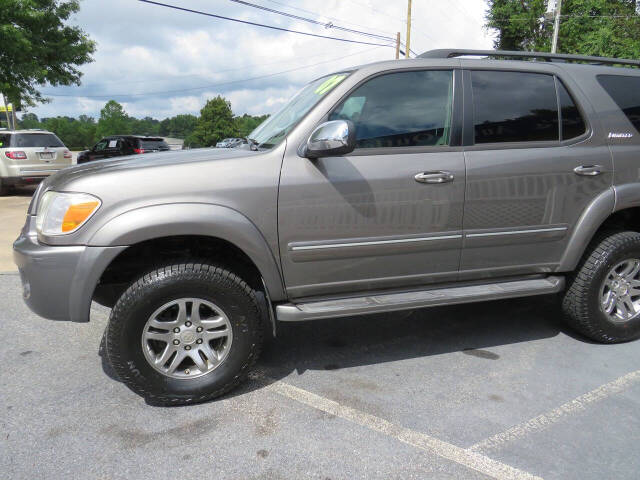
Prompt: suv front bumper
<box><xmin>13</xmin><ymin>216</ymin><xmax>126</xmax><ymax>322</ymax></box>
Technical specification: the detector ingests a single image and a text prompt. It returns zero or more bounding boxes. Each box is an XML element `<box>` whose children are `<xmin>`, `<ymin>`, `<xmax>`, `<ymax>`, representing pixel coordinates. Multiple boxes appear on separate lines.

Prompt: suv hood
<box><xmin>45</xmin><ymin>147</ymin><xmax>260</xmax><ymax>189</ymax></box>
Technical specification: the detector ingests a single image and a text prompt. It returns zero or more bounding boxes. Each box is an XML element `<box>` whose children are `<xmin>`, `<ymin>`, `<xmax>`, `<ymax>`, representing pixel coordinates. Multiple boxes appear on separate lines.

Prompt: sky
<box><xmin>25</xmin><ymin>0</ymin><xmax>495</xmax><ymax>120</ymax></box>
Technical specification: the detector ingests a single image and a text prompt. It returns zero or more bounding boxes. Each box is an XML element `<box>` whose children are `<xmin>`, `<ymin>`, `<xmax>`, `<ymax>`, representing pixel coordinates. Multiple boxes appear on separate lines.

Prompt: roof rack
<box><xmin>418</xmin><ymin>49</ymin><xmax>640</xmax><ymax>67</ymax></box>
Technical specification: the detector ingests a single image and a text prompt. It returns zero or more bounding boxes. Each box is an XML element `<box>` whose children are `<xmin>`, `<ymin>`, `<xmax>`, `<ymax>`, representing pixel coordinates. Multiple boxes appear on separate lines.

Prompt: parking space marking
<box><xmin>266</xmin><ymin>380</ymin><xmax>542</xmax><ymax>480</ymax></box>
<box><xmin>470</xmin><ymin>369</ymin><xmax>640</xmax><ymax>453</ymax></box>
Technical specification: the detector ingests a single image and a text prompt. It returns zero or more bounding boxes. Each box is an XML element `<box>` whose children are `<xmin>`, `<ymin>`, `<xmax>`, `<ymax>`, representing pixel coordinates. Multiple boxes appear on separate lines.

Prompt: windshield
<box><xmin>249</xmin><ymin>72</ymin><xmax>349</xmax><ymax>148</ymax></box>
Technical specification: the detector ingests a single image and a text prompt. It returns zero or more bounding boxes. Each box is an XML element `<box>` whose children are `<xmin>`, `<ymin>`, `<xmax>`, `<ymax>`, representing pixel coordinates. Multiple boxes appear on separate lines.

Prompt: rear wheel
<box><xmin>105</xmin><ymin>261</ymin><xmax>265</xmax><ymax>405</ymax></box>
<box><xmin>563</xmin><ymin>231</ymin><xmax>640</xmax><ymax>343</ymax></box>
<box><xmin>0</xmin><ymin>178</ymin><xmax>8</xmax><ymax>196</ymax></box>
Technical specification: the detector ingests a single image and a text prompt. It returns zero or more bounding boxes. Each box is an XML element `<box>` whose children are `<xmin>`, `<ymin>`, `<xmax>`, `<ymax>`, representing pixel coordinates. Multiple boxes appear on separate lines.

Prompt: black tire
<box><xmin>105</xmin><ymin>261</ymin><xmax>265</xmax><ymax>405</ymax></box>
<box><xmin>0</xmin><ymin>178</ymin><xmax>8</xmax><ymax>196</ymax></box>
<box><xmin>563</xmin><ymin>231</ymin><xmax>640</xmax><ymax>343</ymax></box>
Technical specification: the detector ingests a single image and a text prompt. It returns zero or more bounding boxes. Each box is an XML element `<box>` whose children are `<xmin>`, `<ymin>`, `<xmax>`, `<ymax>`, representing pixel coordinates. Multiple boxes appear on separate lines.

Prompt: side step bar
<box><xmin>276</xmin><ymin>276</ymin><xmax>564</xmax><ymax>322</ymax></box>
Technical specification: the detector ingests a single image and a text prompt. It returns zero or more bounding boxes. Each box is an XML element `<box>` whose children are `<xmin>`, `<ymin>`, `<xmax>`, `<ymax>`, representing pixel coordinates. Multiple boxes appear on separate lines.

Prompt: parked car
<box><xmin>77</xmin><ymin>135</ymin><xmax>170</xmax><ymax>164</ymax></box>
<box><xmin>14</xmin><ymin>49</ymin><xmax>640</xmax><ymax>405</ymax></box>
<box><xmin>0</xmin><ymin>129</ymin><xmax>72</xmax><ymax>195</ymax></box>
<box><xmin>216</xmin><ymin>137</ymin><xmax>245</xmax><ymax>148</ymax></box>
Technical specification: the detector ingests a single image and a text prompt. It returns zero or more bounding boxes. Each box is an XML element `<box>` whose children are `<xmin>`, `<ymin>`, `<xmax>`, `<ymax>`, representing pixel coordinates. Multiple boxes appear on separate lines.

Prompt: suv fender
<box><xmin>88</xmin><ymin>203</ymin><xmax>286</xmax><ymax>301</ymax></box>
<box><xmin>558</xmin><ymin>188</ymin><xmax>615</xmax><ymax>271</ymax></box>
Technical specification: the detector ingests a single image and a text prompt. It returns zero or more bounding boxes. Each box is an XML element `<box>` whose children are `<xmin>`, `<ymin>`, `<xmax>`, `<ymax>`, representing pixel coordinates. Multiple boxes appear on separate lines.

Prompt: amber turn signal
<box><xmin>61</xmin><ymin>201</ymin><xmax>100</xmax><ymax>232</ymax></box>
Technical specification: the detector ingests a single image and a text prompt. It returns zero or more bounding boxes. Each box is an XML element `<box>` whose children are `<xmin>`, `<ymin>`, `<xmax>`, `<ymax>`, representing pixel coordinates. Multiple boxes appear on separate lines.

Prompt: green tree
<box><xmin>159</xmin><ymin>114</ymin><xmax>198</xmax><ymax>139</ymax></box>
<box><xmin>96</xmin><ymin>100</ymin><xmax>131</xmax><ymax>138</ymax></box>
<box><xmin>20</xmin><ymin>113</ymin><xmax>41</xmax><ymax>129</ymax></box>
<box><xmin>76</xmin><ymin>114</ymin><xmax>97</xmax><ymax>147</ymax></box>
<box><xmin>234</xmin><ymin>113</ymin><xmax>269</xmax><ymax>138</ymax></box>
<box><xmin>486</xmin><ymin>0</ymin><xmax>640</xmax><ymax>57</ymax></box>
<box><xmin>14</xmin><ymin>97</ymin><xmax>268</xmax><ymax>149</ymax></box>
<box><xmin>190</xmin><ymin>96</ymin><xmax>237</xmax><ymax>147</ymax></box>
<box><xmin>131</xmin><ymin>116</ymin><xmax>161</xmax><ymax>136</ymax></box>
<box><xmin>0</xmin><ymin>0</ymin><xmax>95</xmax><ymax>109</ymax></box>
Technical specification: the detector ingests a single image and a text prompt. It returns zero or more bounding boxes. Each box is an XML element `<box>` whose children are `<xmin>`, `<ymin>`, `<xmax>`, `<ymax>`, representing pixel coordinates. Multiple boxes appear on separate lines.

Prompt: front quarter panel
<box><xmin>88</xmin><ymin>203</ymin><xmax>286</xmax><ymax>300</ymax></box>
<box><xmin>35</xmin><ymin>146</ymin><xmax>286</xmax><ymax>300</ymax></box>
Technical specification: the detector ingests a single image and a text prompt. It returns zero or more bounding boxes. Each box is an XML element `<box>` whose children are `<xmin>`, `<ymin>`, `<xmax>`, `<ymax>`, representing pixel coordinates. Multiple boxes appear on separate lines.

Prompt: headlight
<box><xmin>36</xmin><ymin>191</ymin><xmax>101</xmax><ymax>235</ymax></box>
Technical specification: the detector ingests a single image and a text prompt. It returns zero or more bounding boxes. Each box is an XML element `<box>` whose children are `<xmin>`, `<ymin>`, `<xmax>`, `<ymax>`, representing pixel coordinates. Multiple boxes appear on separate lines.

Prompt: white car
<box><xmin>215</xmin><ymin>138</ymin><xmax>233</xmax><ymax>148</ymax></box>
<box><xmin>216</xmin><ymin>137</ymin><xmax>245</xmax><ymax>148</ymax></box>
<box><xmin>0</xmin><ymin>129</ymin><xmax>73</xmax><ymax>195</ymax></box>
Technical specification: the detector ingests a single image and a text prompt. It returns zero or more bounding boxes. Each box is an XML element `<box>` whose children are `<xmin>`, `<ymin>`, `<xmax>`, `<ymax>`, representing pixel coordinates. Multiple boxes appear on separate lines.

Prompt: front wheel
<box><xmin>105</xmin><ymin>262</ymin><xmax>265</xmax><ymax>405</ymax></box>
<box><xmin>563</xmin><ymin>231</ymin><xmax>640</xmax><ymax>343</ymax></box>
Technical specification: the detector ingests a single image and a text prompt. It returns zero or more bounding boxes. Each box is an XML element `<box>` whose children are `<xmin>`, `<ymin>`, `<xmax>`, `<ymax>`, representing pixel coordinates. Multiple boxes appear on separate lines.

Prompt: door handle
<box><xmin>414</xmin><ymin>171</ymin><xmax>454</xmax><ymax>184</ymax></box>
<box><xmin>574</xmin><ymin>165</ymin><xmax>604</xmax><ymax>176</ymax></box>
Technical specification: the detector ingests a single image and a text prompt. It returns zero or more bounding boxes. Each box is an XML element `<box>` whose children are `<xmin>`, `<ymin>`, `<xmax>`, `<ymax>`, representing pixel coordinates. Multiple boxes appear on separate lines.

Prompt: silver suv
<box><xmin>0</xmin><ymin>129</ymin><xmax>73</xmax><ymax>194</ymax></box>
<box><xmin>13</xmin><ymin>49</ymin><xmax>640</xmax><ymax>405</ymax></box>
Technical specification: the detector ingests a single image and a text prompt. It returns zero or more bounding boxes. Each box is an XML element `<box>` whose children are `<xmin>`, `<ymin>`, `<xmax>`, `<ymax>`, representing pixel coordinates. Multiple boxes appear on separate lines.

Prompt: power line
<box><xmin>559</xmin><ymin>13</ymin><xmax>640</xmax><ymax>18</ymax></box>
<box><xmin>340</xmin><ymin>0</ymin><xmax>451</xmax><ymax>53</ymax></box>
<box><xmin>137</xmin><ymin>0</ymin><xmax>394</xmax><ymax>47</ymax></box>
<box><xmin>41</xmin><ymin>46</ymin><xmax>384</xmax><ymax>98</ymax></box>
<box><xmin>78</xmin><ymin>47</ymin><xmax>370</xmax><ymax>87</ymax></box>
<box><xmin>261</xmin><ymin>0</ymin><xmax>396</xmax><ymax>37</ymax></box>
<box><xmin>492</xmin><ymin>14</ymin><xmax>640</xmax><ymax>22</ymax></box>
<box><xmin>224</xmin><ymin>0</ymin><xmax>394</xmax><ymax>42</ymax></box>
<box><xmin>344</xmin><ymin>0</ymin><xmax>403</xmax><ymax>23</ymax></box>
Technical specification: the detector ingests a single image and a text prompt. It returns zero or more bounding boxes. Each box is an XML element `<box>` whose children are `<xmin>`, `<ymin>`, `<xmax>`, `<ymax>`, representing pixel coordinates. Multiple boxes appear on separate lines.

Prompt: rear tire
<box><xmin>105</xmin><ymin>261</ymin><xmax>265</xmax><ymax>405</ymax></box>
<box><xmin>562</xmin><ymin>231</ymin><xmax>640</xmax><ymax>343</ymax></box>
<box><xmin>0</xmin><ymin>178</ymin><xmax>8</xmax><ymax>196</ymax></box>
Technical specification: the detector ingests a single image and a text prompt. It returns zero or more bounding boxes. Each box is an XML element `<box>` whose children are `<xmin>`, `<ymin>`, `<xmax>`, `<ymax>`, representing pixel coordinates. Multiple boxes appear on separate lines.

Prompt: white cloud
<box><xmin>27</xmin><ymin>0</ymin><xmax>495</xmax><ymax>120</ymax></box>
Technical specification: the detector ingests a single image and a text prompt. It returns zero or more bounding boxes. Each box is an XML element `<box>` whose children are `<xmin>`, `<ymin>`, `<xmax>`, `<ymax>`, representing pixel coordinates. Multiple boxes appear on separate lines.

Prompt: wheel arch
<box><xmin>88</xmin><ymin>203</ymin><xmax>286</xmax><ymax>302</ymax></box>
<box><xmin>558</xmin><ymin>185</ymin><xmax>640</xmax><ymax>271</ymax></box>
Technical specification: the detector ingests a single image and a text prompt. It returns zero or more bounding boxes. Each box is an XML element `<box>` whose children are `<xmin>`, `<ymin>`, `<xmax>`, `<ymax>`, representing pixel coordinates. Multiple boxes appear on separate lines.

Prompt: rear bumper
<box><xmin>13</xmin><ymin>216</ymin><xmax>126</xmax><ymax>322</ymax></box>
<box><xmin>2</xmin><ymin>176</ymin><xmax>49</xmax><ymax>187</ymax></box>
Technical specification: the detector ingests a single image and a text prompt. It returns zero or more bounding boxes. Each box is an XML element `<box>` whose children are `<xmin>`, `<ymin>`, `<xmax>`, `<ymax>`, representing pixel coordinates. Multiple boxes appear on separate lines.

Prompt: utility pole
<box><xmin>551</xmin><ymin>0</ymin><xmax>563</xmax><ymax>53</ymax></box>
<box><xmin>405</xmin><ymin>0</ymin><xmax>412</xmax><ymax>58</ymax></box>
<box><xmin>395</xmin><ymin>32</ymin><xmax>401</xmax><ymax>59</ymax></box>
<box><xmin>11</xmin><ymin>105</ymin><xmax>17</xmax><ymax>131</ymax></box>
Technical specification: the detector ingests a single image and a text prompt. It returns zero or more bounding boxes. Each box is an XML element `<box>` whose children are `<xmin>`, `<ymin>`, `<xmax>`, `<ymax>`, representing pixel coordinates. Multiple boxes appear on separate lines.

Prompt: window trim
<box><xmin>462</xmin><ymin>68</ymin><xmax>591</xmax><ymax>150</ymax></box>
<box><xmin>555</xmin><ymin>76</ymin><xmax>591</xmax><ymax>145</ymax></box>
<box><xmin>316</xmin><ymin>67</ymin><xmax>463</xmax><ymax>156</ymax></box>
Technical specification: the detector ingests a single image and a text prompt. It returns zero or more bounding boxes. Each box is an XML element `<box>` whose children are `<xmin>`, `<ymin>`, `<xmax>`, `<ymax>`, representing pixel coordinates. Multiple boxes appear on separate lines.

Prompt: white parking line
<box><xmin>267</xmin><ymin>380</ymin><xmax>542</xmax><ymax>480</ymax></box>
<box><xmin>470</xmin><ymin>369</ymin><xmax>640</xmax><ymax>453</ymax></box>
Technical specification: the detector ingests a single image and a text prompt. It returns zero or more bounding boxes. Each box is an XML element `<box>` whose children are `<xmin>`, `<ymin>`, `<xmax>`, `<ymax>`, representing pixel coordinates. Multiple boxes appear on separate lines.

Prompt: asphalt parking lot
<box><xmin>1</xmin><ymin>188</ymin><xmax>639</xmax><ymax>479</ymax></box>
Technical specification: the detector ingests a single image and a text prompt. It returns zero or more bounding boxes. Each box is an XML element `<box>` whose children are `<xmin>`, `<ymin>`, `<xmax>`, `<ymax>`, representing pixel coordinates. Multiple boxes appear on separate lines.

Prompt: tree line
<box><xmin>487</xmin><ymin>0</ymin><xmax>640</xmax><ymax>57</ymax></box>
<box><xmin>6</xmin><ymin>96</ymin><xmax>269</xmax><ymax>150</ymax></box>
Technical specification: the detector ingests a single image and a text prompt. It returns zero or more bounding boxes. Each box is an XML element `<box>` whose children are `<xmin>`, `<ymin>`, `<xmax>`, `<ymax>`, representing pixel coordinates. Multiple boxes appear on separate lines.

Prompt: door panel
<box><xmin>460</xmin><ymin>69</ymin><xmax>613</xmax><ymax>279</ymax></box>
<box><xmin>278</xmin><ymin>68</ymin><xmax>465</xmax><ymax>299</ymax></box>
<box><xmin>279</xmin><ymin>151</ymin><xmax>465</xmax><ymax>298</ymax></box>
<box><xmin>461</xmin><ymin>144</ymin><xmax>612</xmax><ymax>278</ymax></box>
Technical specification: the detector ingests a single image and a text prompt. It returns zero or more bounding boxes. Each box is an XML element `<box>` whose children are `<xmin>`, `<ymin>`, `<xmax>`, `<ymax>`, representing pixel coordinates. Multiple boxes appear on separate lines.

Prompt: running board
<box><xmin>276</xmin><ymin>276</ymin><xmax>564</xmax><ymax>322</ymax></box>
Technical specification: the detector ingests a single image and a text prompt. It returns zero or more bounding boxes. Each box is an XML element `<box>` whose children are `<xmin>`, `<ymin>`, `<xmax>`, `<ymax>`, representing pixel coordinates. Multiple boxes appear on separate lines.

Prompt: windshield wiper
<box><xmin>257</xmin><ymin>130</ymin><xmax>286</xmax><ymax>150</ymax></box>
<box><xmin>246</xmin><ymin>137</ymin><xmax>259</xmax><ymax>151</ymax></box>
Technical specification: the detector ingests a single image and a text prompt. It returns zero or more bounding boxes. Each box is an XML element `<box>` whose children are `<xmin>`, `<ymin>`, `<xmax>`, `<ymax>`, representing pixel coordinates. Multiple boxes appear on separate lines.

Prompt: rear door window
<box><xmin>557</xmin><ymin>80</ymin><xmax>587</xmax><ymax>141</ymax></box>
<box><xmin>139</xmin><ymin>139</ymin><xmax>169</xmax><ymax>150</ymax></box>
<box><xmin>597</xmin><ymin>74</ymin><xmax>640</xmax><ymax>134</ymax></box>
<box><xmin>472</xmin><ymin>71</ymin><xmax>559</xmax><ymax>144</ymax></box>
<box><xmin>12</xmin><ymin>133</ymin><xmax>64</xmax><ymax>148</ymax></box>
<box><xmin>329</xmin><ymin>70</ymin><xmax>454</xmax><ymax>148</ymax></box>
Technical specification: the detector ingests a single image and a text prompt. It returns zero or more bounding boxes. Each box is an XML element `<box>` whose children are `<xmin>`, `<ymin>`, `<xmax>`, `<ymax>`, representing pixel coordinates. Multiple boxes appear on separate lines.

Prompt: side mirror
<box><xmin>304</xmin><ymin>120</ymin><xmax>355</xmax><ymax>159</ymax></box>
